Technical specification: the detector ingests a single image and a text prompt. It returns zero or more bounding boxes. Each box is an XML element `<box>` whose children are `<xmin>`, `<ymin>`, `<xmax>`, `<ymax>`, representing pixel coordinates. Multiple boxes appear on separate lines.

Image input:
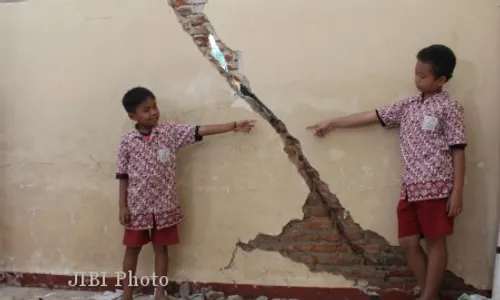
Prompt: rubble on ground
<box><xmin>165</xmin><ymin>283</ymin><xmax>298</xmax><ymax>300</ymax></box>
<box><xmin>0</xmin><ymin>284</ymin><xmax>300</xmax><ymax>300</ymax></box>
<box><xmin>457</xmin><ymin>294</ymin><xmax>491</xmax><ymax>300</ymax></box>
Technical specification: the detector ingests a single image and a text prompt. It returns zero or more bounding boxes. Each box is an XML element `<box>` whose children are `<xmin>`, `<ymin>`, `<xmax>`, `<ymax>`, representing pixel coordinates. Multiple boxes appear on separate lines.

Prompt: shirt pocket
<box><xmin>421</xmin><ymin>114</ymin><xmax>449</xmax><ymax>151</ymax></box>
<box><xmin>420</xmin><ymin>115</ymin><xmax>439</xmax><ymax>132</ymax></box>
<box><xmin>157</xmin><ymin>148</ymin><xmax>172</xmax><ymax>164</ymax></box>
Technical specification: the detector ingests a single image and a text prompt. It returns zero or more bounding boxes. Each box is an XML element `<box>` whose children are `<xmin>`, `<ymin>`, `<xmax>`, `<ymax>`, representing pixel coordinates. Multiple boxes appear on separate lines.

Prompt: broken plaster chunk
<box><xmin>179</xmin><ymin>282</ymin><xmax>191</xmax><ymax>298</ymax></box>
<box><xmin>226</xmin><ymin>295</ymin><xmax>244</xmax><ymax>300</ymax></box>
<box><xmin>357</xmin><ymin>279</ymin><xmax>369</xmax><ymax>287</ymax></box>
<box><xmin>182</xmin><ymin>0</ymin><xmax>208</xmax><ymax>4</ymax></box>
<box><xmin>42</xmin><ymin>292</ymin><xmax>58</xmax><ymax>298</ymax></box>
<box><xmin>255</xmin><ymin>297</ymin><xmax>269</xmax><ymax>300</ymax></box>
<box><xmin>457</xmin><ymin>294</ymin><xmax>491</xmax><ymax>300</ymax></box>
<box><xmin>91</xmin><ymin>290</ymin><xmax>123</xmax><ymax>300</ymax></box>
<box><xmin>188</xmin><ymin>294</ymin><xmax>205</xmax><ymax>300</ymax></box>
<box><xmin>205</xmin><ymin>291</ymin><xmax>225</xmax><ymax>300</ymax></box>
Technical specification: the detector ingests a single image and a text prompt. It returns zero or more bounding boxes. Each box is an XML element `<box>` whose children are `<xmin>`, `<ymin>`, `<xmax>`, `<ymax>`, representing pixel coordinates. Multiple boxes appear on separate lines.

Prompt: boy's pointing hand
<box><xmin>235</xmin><ymin>120</ymin><xmax>257</xmax><ymax>133</ymax></box>
<box><xmin>306</xmin><ymin>120</ymin><xmax>332</xmax><ymax>137</ymax></box>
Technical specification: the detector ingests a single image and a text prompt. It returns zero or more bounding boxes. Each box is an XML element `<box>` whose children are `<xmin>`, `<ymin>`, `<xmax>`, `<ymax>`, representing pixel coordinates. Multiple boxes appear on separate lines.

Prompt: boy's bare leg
<box><xmin>399</xmin><ymin>235</ymin><xmax>428</xmax><ymax>294</ymax></box>
<box><xmin>122</xmin><ymin>246</ymin><xmax>142</xmax><ymax>300</ymax></box>
<box><xmin>418</xmin><ymin>237</ymin><xmax>447</xmax><ymax>300</ymax></box>
<box><xmin>153</xmin><ymin>245</ymin><xmax>169</xmax><ymax>300</ymax></box>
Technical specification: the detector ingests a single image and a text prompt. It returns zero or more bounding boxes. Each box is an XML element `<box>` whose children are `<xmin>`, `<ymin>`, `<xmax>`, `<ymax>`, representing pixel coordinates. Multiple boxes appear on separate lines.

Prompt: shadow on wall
<box><xmin>446</xmin><ymin>59</ymin><xmax>494</xmax><ymax>284</ymax></box>
<box><xmin>166</xmin><ymin>105</ymin><xmax>207</xmax><ymax>267</ymax></box>
<box><xmin>0</xmin><ymin>85</ymin><xmax>6</xmax><ymax>269</ymax></box>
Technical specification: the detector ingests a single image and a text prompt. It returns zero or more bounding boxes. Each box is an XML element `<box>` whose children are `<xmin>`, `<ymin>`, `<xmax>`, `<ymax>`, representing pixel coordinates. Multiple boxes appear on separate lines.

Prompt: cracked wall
<box><xmin>0</xmin><ymin>0</ymin><xmax>499</xmax><ymax>296</ymax></box>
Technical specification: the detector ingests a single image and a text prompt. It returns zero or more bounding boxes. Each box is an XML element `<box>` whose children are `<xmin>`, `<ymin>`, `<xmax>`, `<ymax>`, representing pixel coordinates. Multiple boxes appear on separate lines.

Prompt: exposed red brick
<box><xmin>170</xmin><ymin>0</ymin><xmax>207</xmax><ymax>8</ymax></box>
<box><xmin>187</xmin><ymin>14</ymin><xmax>207</xmax><ymax>26</ymax></box>
<box><xmin>303</xmin><ymin>205</ymin><xmax>329</xmax><ymax>217</ymax></box>
<box><xmin>316</xmin><ymin>181</ymin><xmax>330</xmax><ymax>193</ymax></box>
<box><xmin>193</xmin><ymin>37</ymin><xmax>208</xmax><ymax>47</ymax></box>
<box><xmin>317</xmin><ymin>253</ymin><xmax>364</xmax><ymax>265</ymax></box>
<box><xmin>304</xmin><ymin>192</ymin><xmax>323</xmax><ymax>205</ymax></box>
<box><xmin>338</xmin><ymin>243</ymin><xmax>354</xmax><ymax>253</ymax></box>
<box><xmin>363</xmin><ymin>255</ymin><xmax>379</xmax><ymax>265</ymax></box>
<box><xmin>342</xmin><ymin>224</ymin><xmax>365</xmax><ymax>241</ymax></box>
<box><xmin>175</xmin><ymin>6</ymin><xmax>195</xmax><ymax>17</ymax></box>
<box><xmin>360</xmin><ymin>244</ymin><xmax>381</xmax><ymax>254</ymax></box>
<box><xmin>354</xmin><ymin>267</ymin><xmax>387</xmax><ymax>280</ymax></box>
<box><xmin>314</xmin><ymin>264</ymin><xmax>351</xmax><ymax>274</ymax></box>
<box><xmin>281</xmin><ymin>231</ymin><xmax>342</xmax><ymax>242</ymax></box>
<box><xmin>189</xmin><ymin>25</ymin><xmax>209</xmax><ymax>36</ymax></box>
<box><xmin>390</xmin><ymin>267</ymin><xmax>414</xmax><ymax>277</ymax></box>
<box><xmin>293</xmin><ymin>217</ymin><xmax>334</xmax><ymax>230</ymax></box>
<box><xmin>290</xmin><ymin>254</ymin><xmax>318</xmax><ymax>265</ymax></box>
<box><xmin>293</xmin><ymin>242</ymin><xmax>341</xmax><ymax>252</ymax></box>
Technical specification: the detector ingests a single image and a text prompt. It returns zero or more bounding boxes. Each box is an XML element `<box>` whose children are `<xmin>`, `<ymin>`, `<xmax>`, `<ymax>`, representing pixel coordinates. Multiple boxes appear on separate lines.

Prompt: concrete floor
<box><xmin>0</xmin><ymin>286</ymin><xmax>153</xmax><ymax>300</ymax></box>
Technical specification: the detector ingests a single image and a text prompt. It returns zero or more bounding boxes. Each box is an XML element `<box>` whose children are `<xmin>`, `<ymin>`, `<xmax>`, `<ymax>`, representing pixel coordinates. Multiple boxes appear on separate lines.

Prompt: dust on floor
<box><xmin>0</xmin><ymin>286</ymin><xmax>152</xmax><ymax>300</ymax></box>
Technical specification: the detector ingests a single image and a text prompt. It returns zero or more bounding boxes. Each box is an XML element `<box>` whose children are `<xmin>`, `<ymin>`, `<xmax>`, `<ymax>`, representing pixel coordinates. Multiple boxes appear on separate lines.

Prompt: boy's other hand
<box><xmin>119</xmin><ymin>207</ymin><xmax>130</xmax><ymax>225</ymax></box>
<box><xmin>446</xmin><ymin>190</ymin><xmax>463</xmax><ymax>217</ymax></box>
<box><xmin>235</xmin><ymin>120</ymin><xmax>256</xmax><ymax>133</ymax></box>
<box><xmin>307</xmin><ymin>120</ymin><xmax>333</xmax><ymax>137</ymax></box>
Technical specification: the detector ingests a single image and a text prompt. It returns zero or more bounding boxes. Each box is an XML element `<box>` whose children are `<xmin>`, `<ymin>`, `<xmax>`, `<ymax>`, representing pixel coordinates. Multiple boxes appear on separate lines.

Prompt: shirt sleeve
<box><xmin>169</xmin><ymin>123</ymin><xmax>203</xmax><ymax>149</ymax></box>
<box><xmin>115</xmin><ymin>136</ymin><xmax>129</xmax><ymax>180</ymax></box>
<box><xmin>375</xmin><ymin>98</ymin><xmax>409</xmax><ymax>128</ymax></box>
<box><xmin>443</xmin><ymin>101</ymin><xmax>467</xmax><ymax>149</ymax></box>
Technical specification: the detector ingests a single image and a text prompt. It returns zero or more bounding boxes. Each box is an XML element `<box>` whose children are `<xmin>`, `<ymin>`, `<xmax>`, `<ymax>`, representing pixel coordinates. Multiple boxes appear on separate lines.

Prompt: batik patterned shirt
<box><xmin>115</xmin><ymin>122</ymin><xmax>202</xmax><ymax>230</ymax></box>
<box><xmin>376</xmin><ymin>91</ymin><xmax>467</xmax><ymax>201</ymax></box>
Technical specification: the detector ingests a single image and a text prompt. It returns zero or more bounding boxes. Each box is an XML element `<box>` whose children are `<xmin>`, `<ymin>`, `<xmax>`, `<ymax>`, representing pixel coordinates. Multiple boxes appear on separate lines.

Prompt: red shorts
<box><xmin>397</xmin><ymin>197</ymin><xmax>454</xmax><ymax>239</ymax></box>
<box><xmin>123</xmin><ymin>224</ymin><xmax>180</xmax><ymax>247</ymax></box>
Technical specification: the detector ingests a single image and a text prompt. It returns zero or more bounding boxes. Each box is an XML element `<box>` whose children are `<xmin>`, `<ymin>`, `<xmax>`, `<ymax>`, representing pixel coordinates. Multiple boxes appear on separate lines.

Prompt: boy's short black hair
<box><xmin>417</xmin><ymin>44</ymin><xmax>456</xmax><ymax>81</ymax></box>
<box><xmin>122</xmin><ymin>87</ymin><xmax>155</xmax><ymax>113</ymax></box>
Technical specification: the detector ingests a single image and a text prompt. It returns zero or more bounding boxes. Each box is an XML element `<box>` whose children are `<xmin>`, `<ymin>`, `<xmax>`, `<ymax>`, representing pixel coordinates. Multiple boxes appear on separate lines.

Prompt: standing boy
<box><xmin>115</xmin><ymin>86</ymin><xmax>256</xmax><ymax>300</ymax></box>
<box><xmin>307</xmin><ymin>45</ymin><xmax>466</xmax><ymax>300</ymax></box>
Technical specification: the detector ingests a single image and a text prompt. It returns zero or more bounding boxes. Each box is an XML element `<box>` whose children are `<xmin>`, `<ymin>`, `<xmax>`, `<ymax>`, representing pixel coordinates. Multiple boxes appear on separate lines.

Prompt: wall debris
<box><xmin>166</xmin><ymin>0</ymin><xmax>482</xmax><ymax>297</ymax></box>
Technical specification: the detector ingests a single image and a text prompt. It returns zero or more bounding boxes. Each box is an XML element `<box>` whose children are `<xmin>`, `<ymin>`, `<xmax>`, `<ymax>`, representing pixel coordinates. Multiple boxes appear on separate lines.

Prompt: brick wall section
<box><xmin>167</xmin><ymin>0</ymin><xmax>483</xmax><ymax>298</ymax></box>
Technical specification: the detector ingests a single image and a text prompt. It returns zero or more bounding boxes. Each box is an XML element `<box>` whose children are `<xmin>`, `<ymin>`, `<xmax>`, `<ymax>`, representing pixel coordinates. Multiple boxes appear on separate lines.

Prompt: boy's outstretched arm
<box><xmin>307</xmin><ymin>111</ymin><xmax>379</xmax><ymax>137</ymax></box>
<box><xmin>198</xmin><ymin>120</ymin><xmax>256</xmax><ymax>136</ymax></box>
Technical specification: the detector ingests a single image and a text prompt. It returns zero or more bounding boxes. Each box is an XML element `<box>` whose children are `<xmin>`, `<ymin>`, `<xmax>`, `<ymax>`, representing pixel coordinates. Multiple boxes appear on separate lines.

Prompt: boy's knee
<box><xmin>425</xmin><ymin>237</ymin><xmax>447</xmax><ymax>249</ymax></box>
<box><xmin>125</xmin><ymin>246</ymin><xmax>142</xmax><ymax>256</ymax></box>
<box><xmin>398</xmin><ymin>235</ymin><xmax>421</xmax><ymax>252</ymax></box>
<box><xmin>153</xmin><ymin>245</ymin><xmax>168</xmax><ymax>254</ymax></box>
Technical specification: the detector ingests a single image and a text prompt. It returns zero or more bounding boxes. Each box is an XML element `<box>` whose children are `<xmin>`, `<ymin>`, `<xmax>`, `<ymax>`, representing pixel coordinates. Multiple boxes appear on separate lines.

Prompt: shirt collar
<box><xmin>420</xmin><ymin>90</ymin><xmax>448</xmax><ymax>102</ymax></box>
<box><xmin>131</xmin><ymin>123</ymin><xmax>157</xmax><ymax>139</ymax></box>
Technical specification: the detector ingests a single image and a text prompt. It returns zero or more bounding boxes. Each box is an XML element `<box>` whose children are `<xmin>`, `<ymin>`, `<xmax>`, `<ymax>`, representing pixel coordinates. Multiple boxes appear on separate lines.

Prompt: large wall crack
<box><xmin>167</xmin><ymin>0</ymin><xmax>481</xmax><ymax>297</ymax></box>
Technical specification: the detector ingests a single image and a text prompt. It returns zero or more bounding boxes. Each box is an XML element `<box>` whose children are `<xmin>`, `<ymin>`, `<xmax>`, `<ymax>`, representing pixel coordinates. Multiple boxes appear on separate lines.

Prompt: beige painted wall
<box><xmin>0</xmin><ymin>0</ymin><xmax>499</xmax><ymax>290</ymax></box>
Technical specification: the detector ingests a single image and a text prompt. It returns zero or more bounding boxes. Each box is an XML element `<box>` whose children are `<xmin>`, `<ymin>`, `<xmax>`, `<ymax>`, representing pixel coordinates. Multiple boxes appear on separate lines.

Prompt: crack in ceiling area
<box><xmin>166</xmin><ymin>0</ymin><xmax>482</xmax><ymax>297</ymax></box>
